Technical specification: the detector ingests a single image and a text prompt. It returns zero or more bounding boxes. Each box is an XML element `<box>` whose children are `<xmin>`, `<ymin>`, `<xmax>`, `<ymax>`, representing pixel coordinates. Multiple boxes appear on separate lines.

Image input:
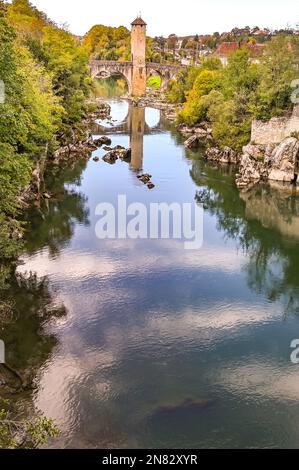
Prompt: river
<box><xmin>3</xmin><ymin>96</ymin><xmax>299</xmax><ymax>449</ymax></box>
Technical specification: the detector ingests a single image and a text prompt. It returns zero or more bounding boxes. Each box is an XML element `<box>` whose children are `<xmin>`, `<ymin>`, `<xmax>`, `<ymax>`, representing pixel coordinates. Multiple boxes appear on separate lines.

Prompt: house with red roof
<box><xmin>215</xmin><ymin>41</ymin><xmax>264</xmax><ymax>65</ymax></box>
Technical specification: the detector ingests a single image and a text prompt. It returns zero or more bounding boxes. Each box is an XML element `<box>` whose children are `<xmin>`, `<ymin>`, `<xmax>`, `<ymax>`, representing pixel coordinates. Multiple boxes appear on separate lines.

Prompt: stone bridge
<box><xmin>89</xmin><ymin>60</ymin><xmax>183</xmax><ymax>95</ymax></box>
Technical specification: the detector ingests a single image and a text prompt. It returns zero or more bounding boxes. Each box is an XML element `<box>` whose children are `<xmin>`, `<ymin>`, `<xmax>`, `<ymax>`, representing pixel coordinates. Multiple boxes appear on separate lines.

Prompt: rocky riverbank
<box><xmin>175</xmin><ymin>111</ymin><xmax>299</xmax><ymax>191</ymax></box>
<box><xmin>51</xmin><ymin>100</ymin><xmax>111</xmax><ymax>164</ymax></box>
<box><xmin>21</xmin><ymin>100</ymin><xmax>112</xmax><ymax>206</ymax></box>
<box><xmin>198</xmin><ymin>137</ymin><xmax>299</xmax><ymax>192</ymax></box>
<box><xmin>137</xmin><ymin>91</ymin><xmax>299</xmax><ymax>192</ymax></box>
<box><xmin>236</xmin><ymin>137</ymin><xmax>299</xmax><ymax>189</ymax></box>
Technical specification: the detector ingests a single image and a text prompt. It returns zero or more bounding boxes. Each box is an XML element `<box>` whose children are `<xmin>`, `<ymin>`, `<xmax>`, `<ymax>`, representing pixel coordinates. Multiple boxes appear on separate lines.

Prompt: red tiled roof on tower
<box><xmin>131</xmin><ymin>17</ymin><xmax>147</xmax><ymax>26</ymax></box>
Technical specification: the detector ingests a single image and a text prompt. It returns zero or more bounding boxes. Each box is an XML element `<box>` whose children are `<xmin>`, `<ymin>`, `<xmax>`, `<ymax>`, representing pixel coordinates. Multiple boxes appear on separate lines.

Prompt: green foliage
<box><xmin>8</xmin><ymin>0</ymin><xmax>90</xmax><ymax>126</ymax></box>
<box><xmin>166</xmin><ymin>67</ymin><xmax>198</xmax><ymax>104</ymax></box>
<box><xmin>41</xmin><ymin>26</ymin><xmax>90</xmax><ymax>125</ymax></box>
<box><xmin>175</xmin><ymin>38</ymin><xmax>299</xmax><ymax>151</ymax></box>
<box><xmin>208</xmin><ymin>92</ymin><xmax>252</xmax><ymax>150</ymax></box>
<box><xmin>0</xmin><ymin>144</ymin><xmax>31</xmax><ymax>216</ymax></box>
<box><xmin>0</xmin><ymin>0</ymin><xmax>90</xmax><ymax>286</ymax></box>
<box><xmin>0</xmin><ymin>397</ymin><xmax>59</xmax><ymax>449</ymax></box>
<box><xmin>83</xmin><ymin>24</ymin><xmax>131</xmax><ymax>61</ymax></box>
<box><xmin>178</xmin><ymin>69</ymin><xmax>221</xmax><ymax>124</ymax></box>
<box><xmin>83</xmin><ymin>24</ymin><xmax>160</xmax><ymax>63</ymax></box>
<box><xmin>0</xmin><ymin>6</ymin><xmax>32</xmax><ymax>279</ymax></box>
<box><xmin>166</xmin><ymin>58</ymin><xmax>222</xmax><ymax>105</ymax></box>
<box><xmin>147</xmin><ymin>75</ymin><xmax>161</xmax><ymax>90</ymax></box>
<box><xmin>252</xmin><ymin>36</ymin><xmax>299</xmax><ymax>120</ymax></box>
<box><xmin>207</xmin><ymin>49</ymin><xmax>259</xmax><ymax>150</ymax></box>
<box><xmin>0</xmin><ymin>143</ymin><xmax>31</xmax><ymax>287</ymax></box>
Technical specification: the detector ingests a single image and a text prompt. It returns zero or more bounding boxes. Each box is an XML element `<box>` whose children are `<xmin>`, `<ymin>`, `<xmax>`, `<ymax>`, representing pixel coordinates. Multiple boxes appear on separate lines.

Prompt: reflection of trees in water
<box><xmin>92</xmin><ymin>77</ymin><xmax>128</xmax><ymax>98</ymax></box>
<box><xmin>0</xmin><ymin>156</ymin><xmax>87</xmax><ymax>427</ymax></box>
<box><xmin>0</xmin><ymin>270</ymin><xmax>66</xmax><ymax>446</ymax></box>
<box><xmin>24</xmin><ymin>159</ymin><xmax>90</xmax><ymax>257</ymax></box>
<box><xmin>191</xmin><ymin>159</ymin><xmax>299</xmax><ymax>316</ymax></box>
<box><xmin>0</xmin><ymin>271</ymin><xmax>66</xmax><ymax>392</ymax></box>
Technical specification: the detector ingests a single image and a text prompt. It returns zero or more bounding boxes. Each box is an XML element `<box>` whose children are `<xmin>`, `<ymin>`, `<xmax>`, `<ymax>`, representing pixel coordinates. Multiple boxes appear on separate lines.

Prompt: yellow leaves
<box><xmin>14</xmin><ymin>44</ymin><xmax>62</xmax><ymax>143</ymax></box>
<box><xmin>7</xmin><ymin>0</ymin><xmax>46</xmax><ymax>40</ymax></box>
<box><xmin>83</xmin><ymin>24</ymin><xmax>130</xmax><ymax>60</ymax></box>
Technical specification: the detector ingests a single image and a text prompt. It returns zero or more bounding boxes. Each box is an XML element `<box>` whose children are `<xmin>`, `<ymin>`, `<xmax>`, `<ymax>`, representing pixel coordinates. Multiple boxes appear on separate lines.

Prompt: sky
<box><xmin>26</xmin><ymin>0</ymin><xmax>299</xmax><ymax>37</ymax></box>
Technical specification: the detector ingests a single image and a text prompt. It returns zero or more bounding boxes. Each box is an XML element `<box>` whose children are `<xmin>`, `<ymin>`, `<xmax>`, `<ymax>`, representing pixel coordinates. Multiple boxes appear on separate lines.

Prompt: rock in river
<box><xmin>137</xmin><ymin>174</ymin><xmax>152</xmax><ymax>184</ymax></box>
<box><xmin>94</xmin><ymin>136</ymin><xmax>112</xmax><ymax>147</ymax></box>
<box><xmin>102</xmin><ymin>151</ymin><xmax>118</xmax><ymax>164</ymax></box>
<box><xmin>118</xmin><ymin>148</ymin><xmax>131</xmax><ymax>161</ymax></box>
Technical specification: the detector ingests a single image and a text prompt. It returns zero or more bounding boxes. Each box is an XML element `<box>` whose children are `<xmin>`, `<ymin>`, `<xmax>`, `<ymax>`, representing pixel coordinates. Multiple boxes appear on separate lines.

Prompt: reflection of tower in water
<box><xmin>128</xmin><ymin>106</ymin><xmax>145</xmax><ymax>172</ymax></box>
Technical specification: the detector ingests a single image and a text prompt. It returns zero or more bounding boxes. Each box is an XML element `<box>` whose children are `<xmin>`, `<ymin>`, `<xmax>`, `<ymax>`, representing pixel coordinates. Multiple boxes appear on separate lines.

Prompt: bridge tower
<box><xmin>131</xmin><ymin>16</ymin><xmax>147</xmax><ymax>96</ymax></box>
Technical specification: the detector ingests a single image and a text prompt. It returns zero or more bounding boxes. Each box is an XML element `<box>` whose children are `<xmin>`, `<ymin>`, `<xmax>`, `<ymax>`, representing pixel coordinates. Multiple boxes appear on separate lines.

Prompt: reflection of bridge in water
<box><xmin>94</xmin><ymin>106</ymin><xmax>168</xmax><ymax>135</ymax></box>
<box><xmin>93</xmin><ymin>105</ymin><xmax>168</xmax><ymax>172</ymax></box>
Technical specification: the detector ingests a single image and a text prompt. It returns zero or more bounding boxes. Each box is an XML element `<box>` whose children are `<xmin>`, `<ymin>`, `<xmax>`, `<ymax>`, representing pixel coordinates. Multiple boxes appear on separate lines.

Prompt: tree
<box><xmin>153</xmin><ymin>36</ymin><xmax>166</xmax><ymax>62</ymax></box>
<box><xmin>253</xmin><ymin>35</ymin><xmax>299</xmax><ymax>120</ymax></box>
<box><xmin>0</xmin><ymin>398</ymin><xmax>59</xmax><ymax>449</ymax></box>
<box><xmin>83</xmin><ymin>24</ymin><xmax>130</xmax><ymax>61</ymax></box>
<box><xmin>167</xmin><ymin>34</ymin><xmax>178</xmax><ymax>61</ymax></box>
<box><xmin>0</xmin><ymin>0</ymin><xmax>91</xmax><ymax>287</ymax></box>
<box><xmin>179</xmin><ymin>69</ymin><xmax>222</xmax><ymax>124</ymax></box>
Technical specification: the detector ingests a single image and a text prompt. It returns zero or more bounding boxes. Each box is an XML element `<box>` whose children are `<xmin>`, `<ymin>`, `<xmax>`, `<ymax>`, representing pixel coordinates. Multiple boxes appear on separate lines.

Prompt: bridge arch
<box><xmin>146</xmin><ymin>64</ymin><xmax>182</xmax><ymax>91</ymax></box>
<box><xmin>89</xmin><ymin>60</ymin><xmax>184</xmax><ymax>97</ymax></box>
<box><xmin>90</xmin><ymin>60</ymin><xmax>133</xmax><ymax>94</ymax></box>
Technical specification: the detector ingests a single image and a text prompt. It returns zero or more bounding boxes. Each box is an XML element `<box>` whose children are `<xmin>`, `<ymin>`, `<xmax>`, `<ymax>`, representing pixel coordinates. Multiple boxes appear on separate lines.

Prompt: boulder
<box><xmin>236</xmin><ymin>154</ymin><xmax>262</xmax><ymax>188</ymax></box>
<box><xmin>53</xmin><ymin>146</ymin><xmax>69</xmax><ymax>160</ymax></box>
<box><xmin>137</xmin><ymin>174</ymin><xmax>152</xmax><ymax>184</ymax></box>
<box><xmin>194</xmin><ymin>128</ymin><xmax>209</xmax><ymax>138</ymax></box>
<box><xmin>113</xmin><ymin>145</ymin><xmax>125</xmax><ymax>151</ymax></box>
<box><xmin>180</xmin><ymin>125</ymin><xmax>194</xmax><ymax>135</ymax></box>
<box><xmin>94</xmin><ymin>136</ymin><xmax>112</xmax><ymax>147</ymax></box>
<box><xmin>118</xmin><ymin>148</ymin><xmax>131</xmax><ymax>161</ymax></box>
<box><xmin>242</xmin><ymin>143</ymin><xmax>266</xmax><ymax>160</ymax></box>
<box><xmin>184</xmin><ymin>135</ymin><xmax>199</xmax><ymax>149</ymax></box>
<box><xmin>102</xmin><ymin>151</ymin><xmax>118</xmax><ymax>164</ymax></box>
<box><xmin>205</xmin><ymin>146</ymin><xmax>238</xmax><ymax>164</ymax></box>
<box><xmin>267</xmin><ymin>137</ymin><xmax>299</xmax><ymax>182</ymax></box>
<box><xmin>268</xmin><ymin>169</ymin><xmax>294</xmax><ymax>182</ymax></box>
